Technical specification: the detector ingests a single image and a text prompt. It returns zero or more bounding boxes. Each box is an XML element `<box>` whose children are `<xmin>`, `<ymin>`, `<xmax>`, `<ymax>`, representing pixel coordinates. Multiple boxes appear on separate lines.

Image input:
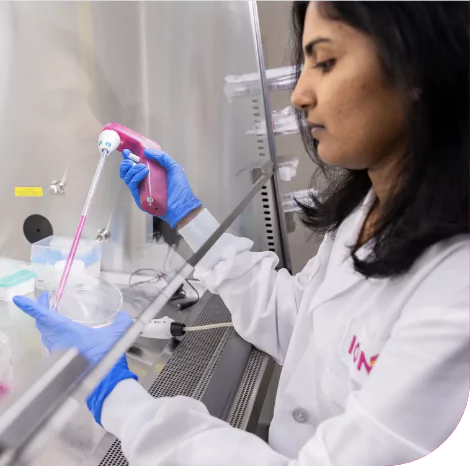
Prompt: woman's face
<box><xmin>291</xmin><ymin>2</ymin><xmax>407</xmax><ymax>170</ymax></box>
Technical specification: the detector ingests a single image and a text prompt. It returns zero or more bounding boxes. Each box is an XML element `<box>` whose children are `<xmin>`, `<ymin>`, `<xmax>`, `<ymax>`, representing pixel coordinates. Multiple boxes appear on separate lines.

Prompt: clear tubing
<box><xmin>52</xmin><ymin>152</ymin><xmax>108</xmax><ymax>311</ymax></box>
<box><xmin>184</xmin><ymin>322</ymin><xmax>233</xmax><ymax>332</ymax></box>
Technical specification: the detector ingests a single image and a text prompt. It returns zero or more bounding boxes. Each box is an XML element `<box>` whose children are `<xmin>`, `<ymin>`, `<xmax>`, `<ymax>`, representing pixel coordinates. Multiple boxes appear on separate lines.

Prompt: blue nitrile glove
<box><xmin>13</xmin><ymin>292</ymin><xmax>137</xmax><ymax>425</ymax></box>
<box><xmin>86</xmin><ymin>354</ymin><xmax>137</xmax><ymax>425</ymax></box>
<box><xmin>12</xmin><ymin>292</ymin><xmax>133</xmax><ymax>365</ymax></box>
<box><xmin>120</xmin><ymin>148</ymin><xmax>202</xmax><ymax>228</ymax></box>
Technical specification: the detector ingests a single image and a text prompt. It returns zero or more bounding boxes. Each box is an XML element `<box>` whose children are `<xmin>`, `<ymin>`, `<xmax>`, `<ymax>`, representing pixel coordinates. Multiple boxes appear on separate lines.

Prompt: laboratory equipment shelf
<box><xmin>88</xmin><ymin>294</ymin><xmax>274</xmax><ymax>466</ymax></box>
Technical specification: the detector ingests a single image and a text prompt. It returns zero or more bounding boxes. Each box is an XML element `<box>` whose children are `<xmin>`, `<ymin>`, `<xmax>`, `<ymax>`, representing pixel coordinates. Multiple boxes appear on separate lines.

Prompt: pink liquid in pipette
<box><xmin>52</xmin><ymin>215</ymin><xmax>87</xmax><ymax>311</ymax></box>
<box><xmin>52</xmin><ymin>153</ymin><xmax>108</xmax><ymax>312</ymax></box>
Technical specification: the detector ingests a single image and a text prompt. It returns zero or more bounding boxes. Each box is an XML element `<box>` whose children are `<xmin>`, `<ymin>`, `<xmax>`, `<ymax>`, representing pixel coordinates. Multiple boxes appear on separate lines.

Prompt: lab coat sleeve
<box><xmin>101</xmin><ymin>379</ymin><xmax>291</xmax><ymax>466</ymax></box>
<box><xmin>101</xmin><ymin>251</ymin><xmax>468</xmax><ymax>466</ymax></box>
<box><xmin>179</xmin><ymin>208</ymin><xmax>318</xmax><ymax>363</ymax></box>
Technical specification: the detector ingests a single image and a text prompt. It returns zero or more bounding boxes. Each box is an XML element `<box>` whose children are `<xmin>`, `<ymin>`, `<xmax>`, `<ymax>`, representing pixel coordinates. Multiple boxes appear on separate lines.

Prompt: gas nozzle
<box><xmin>98</xmin><ymin>129</ymin><xmax>121</xmax><ymax>156</ymax></box>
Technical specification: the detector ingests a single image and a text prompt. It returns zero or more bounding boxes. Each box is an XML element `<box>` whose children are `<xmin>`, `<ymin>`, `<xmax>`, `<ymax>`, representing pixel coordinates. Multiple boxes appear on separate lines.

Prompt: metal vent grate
<box><xmin>252</xmin><ymin>97</ymin><xmax>266</xmax><ymax>158</ymax></box>
<box><xmin>147</xmin><ymin>296</ymin><xmax>232</xmax><ymax>400</ymax></box>
<box><xmin>98</xmin><ymin>295</ymin><xmax>232</xmax><ymax>466</ymax></box>
<box><xmin>228</xmin><ymin>349</ymin><xmax>266</xmax><ymax>429</ymax></box>
<box><xmin>251</xmin><ymin>97</ymin><xmax>279</xmax><ymax>257</ymax></box>
<box><xmin>97</xmin><ymin>441</ymin><xmax>127</xmax><ymax>466</ymax></box>
<box><xmin>261</xmin><ymin>185</ymin><xmax>277</xmax><ymax>253</ymax></box>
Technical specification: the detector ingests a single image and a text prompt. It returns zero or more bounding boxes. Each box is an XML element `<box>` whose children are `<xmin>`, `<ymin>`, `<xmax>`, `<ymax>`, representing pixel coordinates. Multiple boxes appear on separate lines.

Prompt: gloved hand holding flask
<box><xmin>12</xmin><ymin>293</ymin><xmax>136</xmax><ymax>425</ymax></box>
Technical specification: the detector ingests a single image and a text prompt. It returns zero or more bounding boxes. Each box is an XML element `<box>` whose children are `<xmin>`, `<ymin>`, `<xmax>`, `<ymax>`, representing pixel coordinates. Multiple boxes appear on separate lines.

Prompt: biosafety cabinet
<box><xmin>0</xmin><ymin>2</ymin><xmax>302</xmax><ymax>464</ymax></box>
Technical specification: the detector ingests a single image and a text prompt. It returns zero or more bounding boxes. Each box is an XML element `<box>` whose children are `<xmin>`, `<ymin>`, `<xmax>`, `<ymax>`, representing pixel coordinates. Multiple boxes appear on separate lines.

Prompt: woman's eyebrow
<box><xmin>304</xmin><ymin>37</ymin><xmax>332</xmax><ymax>57</ymax></box>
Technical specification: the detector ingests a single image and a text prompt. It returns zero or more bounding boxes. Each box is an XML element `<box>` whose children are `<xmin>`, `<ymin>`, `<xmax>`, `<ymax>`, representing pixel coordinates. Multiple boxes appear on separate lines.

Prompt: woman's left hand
<box><xmin>13</xmin><ymin>292</ymin><xmax>133</xmax><ymax>365</ymax></box>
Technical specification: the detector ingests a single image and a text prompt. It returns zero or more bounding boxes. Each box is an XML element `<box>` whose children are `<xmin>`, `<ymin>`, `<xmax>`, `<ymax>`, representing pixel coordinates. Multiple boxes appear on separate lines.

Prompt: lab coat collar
<box><xmin>312</xmin><ymin>189</ymin><xmax>377</xmax><ymax>310</ymax></box>
<box><xmin>329</xmin><ymin>189</ymin><xmax>377</xmax><ymax>265</ymax></box>
<box><xmin>350</xmin><ymin>189</ymin><xmax>377</xmax><ymax>261</ymax></box>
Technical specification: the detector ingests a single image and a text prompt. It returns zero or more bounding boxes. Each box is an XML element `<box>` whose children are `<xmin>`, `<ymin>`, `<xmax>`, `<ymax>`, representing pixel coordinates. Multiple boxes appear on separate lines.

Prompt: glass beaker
<box><xmin>48</xmin><ymin>276</ymin><xmax>122</xmax><ymax>328</ymax></box>
<box><xmin>45</xmin><ymin>277</ymin><xmax>122</xmax><ymax>459</ymax></box>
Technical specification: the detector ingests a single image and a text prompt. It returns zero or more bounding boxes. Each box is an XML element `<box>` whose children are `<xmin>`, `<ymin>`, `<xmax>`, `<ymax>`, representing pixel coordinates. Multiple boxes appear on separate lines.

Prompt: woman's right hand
<box><xmin>120</xmin><ymin>148</ymin><xmax>202</xmax><ymax>228</ymax></box>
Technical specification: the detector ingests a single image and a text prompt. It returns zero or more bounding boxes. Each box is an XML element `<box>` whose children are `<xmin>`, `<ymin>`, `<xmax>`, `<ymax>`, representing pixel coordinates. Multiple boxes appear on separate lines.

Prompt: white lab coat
<box><xmin>101</xmin><ymin>190</ymin><xmax>469</xmax><ymax>466</ymax></box>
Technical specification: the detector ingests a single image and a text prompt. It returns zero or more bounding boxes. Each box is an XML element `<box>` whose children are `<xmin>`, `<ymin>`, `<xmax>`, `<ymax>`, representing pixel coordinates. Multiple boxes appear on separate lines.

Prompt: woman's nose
<box><xmin>291</xmin><ymin>71</ymin><xmax>315</xmax><ymax>111</ymax></box>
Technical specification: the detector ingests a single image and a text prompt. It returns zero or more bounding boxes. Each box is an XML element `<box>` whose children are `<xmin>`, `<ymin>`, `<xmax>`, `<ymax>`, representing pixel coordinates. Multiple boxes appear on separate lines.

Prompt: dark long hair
<box><xmin>292</xmin><ymin>1</ymin><xmax>469</xmax><ymax>278</ymax></box>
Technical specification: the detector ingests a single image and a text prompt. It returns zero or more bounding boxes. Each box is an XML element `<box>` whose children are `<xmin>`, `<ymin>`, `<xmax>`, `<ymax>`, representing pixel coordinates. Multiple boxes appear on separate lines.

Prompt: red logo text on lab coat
<box><xmin>348</xmin><ymin>335</ymin><xmax>379</xmax><ymax>374</ymax></box>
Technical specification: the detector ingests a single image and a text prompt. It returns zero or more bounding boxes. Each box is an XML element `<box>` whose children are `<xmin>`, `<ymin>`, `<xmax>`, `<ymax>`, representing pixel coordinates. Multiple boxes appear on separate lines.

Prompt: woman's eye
<box><xmin>314</xmin><ymin>59</ymin><xmax>336</xmax><ymax>73</ymax></box>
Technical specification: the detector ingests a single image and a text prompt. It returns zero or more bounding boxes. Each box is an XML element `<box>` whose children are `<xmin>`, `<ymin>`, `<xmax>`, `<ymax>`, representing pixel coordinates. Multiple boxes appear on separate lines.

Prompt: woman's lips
<box><xmin>310</xmin><ymin>125</ymin><xmax>325</xmax><ymax>139</ymax></box>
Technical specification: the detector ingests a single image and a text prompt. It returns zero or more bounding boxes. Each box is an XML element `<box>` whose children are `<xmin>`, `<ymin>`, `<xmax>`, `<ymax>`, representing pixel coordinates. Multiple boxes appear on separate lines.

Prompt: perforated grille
<box><xmin>98</xmin><ymin>440</ymin><xmax>127</xmax><ymax>466</ymax></box>
<box><xmin>228</xmin><ymin>349</ymin><xmax>267</xmax><ymax>429</ymax></box>
<box><xmin>252</xmin><ymin>97</ymin><xmax>266</xmax><ymax>158</ymax></box>
<box><xmin>250</xmin><ymin>97</ymin><xmax>280</xmax><ymax>260</ymax></box>
<box><xmin>260</xmin><ymin>185</ymin><xmax>277</xmax><ymax>253</ymax></box>
<box><xmin>147</xmin><ymin>297</ymin><xmax>233</xmax><ymax>400</ymax></box>
<box><xmin>98</xmin><ymin>295</ymin><xmax>232</xmax><ymax>466</ymax></box>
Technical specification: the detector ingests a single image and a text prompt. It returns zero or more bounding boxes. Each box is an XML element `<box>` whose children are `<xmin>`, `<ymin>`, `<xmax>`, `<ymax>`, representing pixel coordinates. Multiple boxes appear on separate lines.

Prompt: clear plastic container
<box><xmin>48</xmin><ymin>277</ymin><xmax>122</xmax><ymax>328</ymax></box>
<box><xmin>0</xmin><ymin>258</ymin><xmax>36</xmax><ymax>302</ymax></box>
<box><xmin>30</xmin><ymin>236</ymin><xmax>101</xmax><ymax>290</ymax></box>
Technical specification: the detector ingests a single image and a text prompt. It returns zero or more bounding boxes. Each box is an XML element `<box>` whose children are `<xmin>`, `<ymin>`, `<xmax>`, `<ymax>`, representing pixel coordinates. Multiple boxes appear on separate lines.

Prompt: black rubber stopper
<box><xmin>23</xmin><ymin>214</ymin><xmax>53</xmax><ymax>244</ymax></box>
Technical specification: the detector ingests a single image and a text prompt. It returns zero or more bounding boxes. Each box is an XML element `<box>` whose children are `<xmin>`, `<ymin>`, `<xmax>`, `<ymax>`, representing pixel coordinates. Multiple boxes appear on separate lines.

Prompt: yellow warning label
<box><xmin>15</xmin><ymin>187</ymin><xmax>43</xmax><ymax>197</ymax></box>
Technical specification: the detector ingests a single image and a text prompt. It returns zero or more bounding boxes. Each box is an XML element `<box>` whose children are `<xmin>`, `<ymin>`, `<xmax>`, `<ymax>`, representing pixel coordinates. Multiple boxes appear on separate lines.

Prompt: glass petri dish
<box><xmin>49</xmin><ymin>277</ymin><xmax>122</xmax><ymax>328</ymax></box>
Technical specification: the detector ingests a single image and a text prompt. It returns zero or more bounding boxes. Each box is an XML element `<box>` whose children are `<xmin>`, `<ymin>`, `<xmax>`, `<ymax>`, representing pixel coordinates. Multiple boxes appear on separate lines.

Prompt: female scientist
<box><xmin>14</xmin><ymin>2</ymin><xmax>469</xmax><ymax>465</ymax></box>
